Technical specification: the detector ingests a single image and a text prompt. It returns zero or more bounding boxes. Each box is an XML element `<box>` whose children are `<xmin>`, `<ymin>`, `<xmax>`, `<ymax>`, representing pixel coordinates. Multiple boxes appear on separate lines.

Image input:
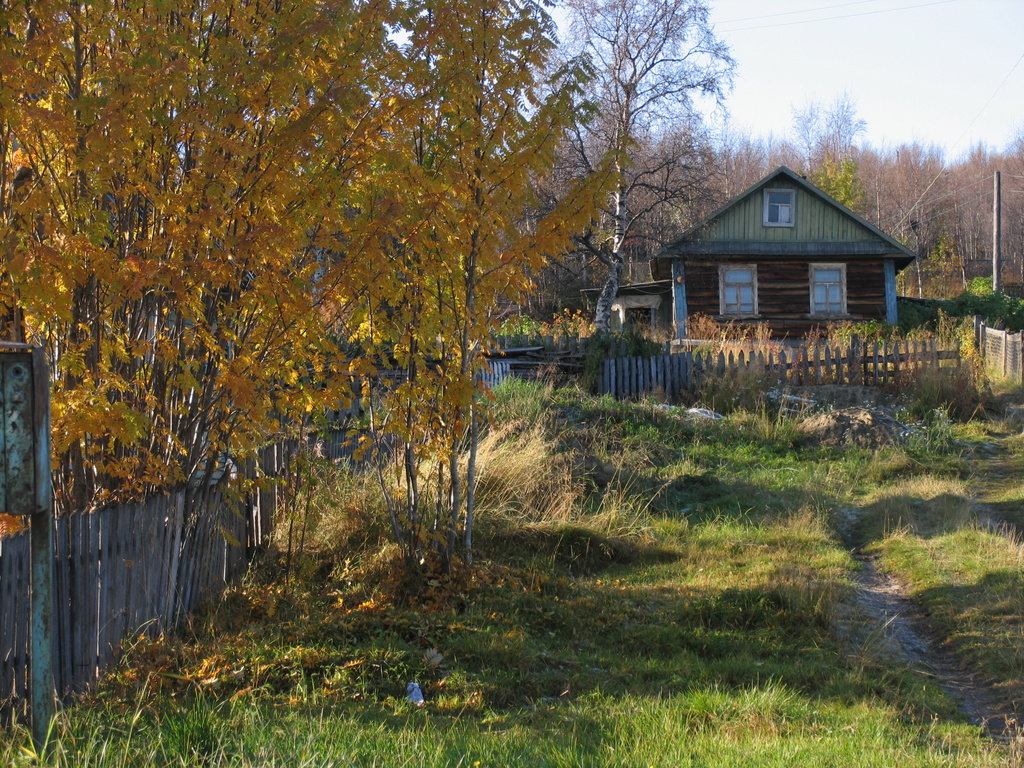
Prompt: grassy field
<box><xmin>863</xmin><ymin>407</ymin><xmax>1024</xmax><ymax>714</ymax></box>
<box><xmin>3</xmin><ymin>379</ymin><xmax>1021</xmax><ymax>766</ymax></box>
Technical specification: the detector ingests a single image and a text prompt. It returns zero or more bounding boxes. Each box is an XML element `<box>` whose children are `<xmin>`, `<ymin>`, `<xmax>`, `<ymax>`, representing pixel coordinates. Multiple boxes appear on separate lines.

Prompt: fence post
<box><xmin>1002</xmin><ymin>329</ymin><xmax>1009</xmax><ymax>378</ymax></box>
<box><xmin>851</xmin><ymin>334</ymin><xmax>862</xmax><ymax>385</ymax></box>
<box><xmin>28</xmin><ymin>347</ymin><xmax>55</xmax><ymax>753</ymax></box>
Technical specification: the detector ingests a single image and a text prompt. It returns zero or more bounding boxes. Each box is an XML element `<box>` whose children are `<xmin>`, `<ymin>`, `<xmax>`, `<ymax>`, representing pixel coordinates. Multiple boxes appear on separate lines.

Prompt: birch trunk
<box><xmin>594</xmin><ymin>176</ymin><xmax>628</xmax><ymax>333</ymax></box>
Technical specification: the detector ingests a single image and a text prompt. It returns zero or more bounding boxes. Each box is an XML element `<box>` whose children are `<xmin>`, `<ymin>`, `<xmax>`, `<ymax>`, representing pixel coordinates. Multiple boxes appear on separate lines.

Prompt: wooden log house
<box><xmin>651</xmin><ymin>166</ymin><xmax>918</xmax><ymax>339</ymax></box>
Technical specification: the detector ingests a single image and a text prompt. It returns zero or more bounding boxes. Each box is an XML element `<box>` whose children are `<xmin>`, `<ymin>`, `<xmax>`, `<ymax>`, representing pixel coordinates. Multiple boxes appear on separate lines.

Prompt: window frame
<box><xmin>718</xmin><ymin>264</ymin><xmax>759</xmax><ymax>317</ymax></box>
<box><xmin>808</xmin><ymin>262</ymin><xmax>848</xmax><ymax>317</ymax></box>
<box><xmin>763</xmin><ymin>188</ymin><xmax>796</xmax><ymax>227</ymax></box>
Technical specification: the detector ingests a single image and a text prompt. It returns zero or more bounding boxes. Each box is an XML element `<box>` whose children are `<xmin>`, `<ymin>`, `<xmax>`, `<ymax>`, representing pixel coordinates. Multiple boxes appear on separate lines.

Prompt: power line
<box><xmin>896</xmin><ymin>48</ymin><xmax>1024</xmax><ymax>230</ymax></box>
<box><xmin>903</xmin><ymin>188</ymin><xmax>1024</xmax><ymax>233</ymax></box>
<box><xmin>717</xmin><ymin>0</ymin><xmax>887</xmax><ymax>25</ymax></box>
<box><xmin>902</xmin><ymin>188</ymin><xmax>991</xmax><ymax>229</ymax></box>
<box><xmin>913</xmin><ymin>175</ymin><xmax>991</xmax><ymax>207</ymax></box>
<box><xmin>718</xmin><ymin>0</ymin><xmax>961</xmax><ymax>33</ymax></box>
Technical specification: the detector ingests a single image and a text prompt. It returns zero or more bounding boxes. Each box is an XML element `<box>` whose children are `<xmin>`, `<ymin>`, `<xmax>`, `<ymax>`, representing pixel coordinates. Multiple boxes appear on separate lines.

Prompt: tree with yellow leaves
<box><xmin>1</xmin><ymin>0</ymin><xmax>604</xmax><ymax>580</ymax></box>
<box><xmin>359</xmin><ymin>0</ymin><xmax>605</xmax><ymax>571</ymax></box>
<box><xmin>1</xmin><ymin>0</ymin><xmax>403</xmax><ymax>512</ymax></box>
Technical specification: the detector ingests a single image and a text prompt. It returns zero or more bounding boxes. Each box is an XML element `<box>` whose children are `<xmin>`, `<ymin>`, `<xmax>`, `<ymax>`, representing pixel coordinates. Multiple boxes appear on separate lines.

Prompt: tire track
<box><xmin>849</xmin><ymin>549</ymin><xmax>1019</xmax><ymax>740</ymax></box>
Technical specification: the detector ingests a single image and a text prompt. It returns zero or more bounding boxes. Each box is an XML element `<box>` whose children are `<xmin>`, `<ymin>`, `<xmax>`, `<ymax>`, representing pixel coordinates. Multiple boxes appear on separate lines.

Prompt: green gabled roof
<box><xmin>657</xmin><ymin>166</ymin><xmax>918</xmax><ymax>267</ymax></box>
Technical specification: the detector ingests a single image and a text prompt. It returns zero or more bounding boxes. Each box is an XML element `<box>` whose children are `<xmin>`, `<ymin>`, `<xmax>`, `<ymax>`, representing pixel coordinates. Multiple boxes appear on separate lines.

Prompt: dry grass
<box><xmin>473</xmin><ymin>425</ymin><xmax>581</xmax><ymax>524</ymax></box>
<box><xmin>686</xmin><ymin>313</ymin><xmax>783</xmax><ymax>354</ymax></box>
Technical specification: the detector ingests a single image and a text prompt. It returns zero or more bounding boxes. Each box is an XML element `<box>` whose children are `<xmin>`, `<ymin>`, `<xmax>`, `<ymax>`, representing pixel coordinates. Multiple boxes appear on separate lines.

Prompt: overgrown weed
<box><xmin>896</xmin><ymin>359</ymin><xmax>991</xmax><ymax>420</ymax></box>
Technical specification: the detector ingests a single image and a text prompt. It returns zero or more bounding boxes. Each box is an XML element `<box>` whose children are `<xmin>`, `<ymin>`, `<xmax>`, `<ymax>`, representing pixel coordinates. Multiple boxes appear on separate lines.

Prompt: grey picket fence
<box><xmin>600</xmin><ymin>337</ymin><xmax>959</xmax><ymax>401</ymax></box>
<box><xmin>0</xmin><ymin>441</ymin><xmax>291</xmax><ymax>721</ymax></box>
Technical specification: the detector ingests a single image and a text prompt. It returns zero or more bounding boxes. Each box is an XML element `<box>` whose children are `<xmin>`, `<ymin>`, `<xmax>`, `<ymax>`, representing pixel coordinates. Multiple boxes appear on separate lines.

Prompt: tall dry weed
<box><xmin>473</xmin><ymin>424</ymin><xmax>657</xmax><ymax>550</ymax></box>
<box><xmin>693</xmin><ymin>363</ymin><xmax>777</xmax><ymax>415</ymax></box>
<box><xmin>686</xmin><ymin>313</ymin><xmax>782</xmax><ymax>356</ymax></box>
<box><xmin>473</xmin><ymin>425</ymin><xmax>580</xmax><ymax>525</ymax></box>
<box><xmin>896</xmin><ymin>358</ymin><xmax>989</xmax><ymax>420</ymax></box>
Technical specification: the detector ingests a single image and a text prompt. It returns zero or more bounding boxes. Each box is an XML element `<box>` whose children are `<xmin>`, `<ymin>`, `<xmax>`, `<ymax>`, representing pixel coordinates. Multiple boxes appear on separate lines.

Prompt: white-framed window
<box><xmin>719</xmin><ymin>265</ymin><xmax>758</xmax><ymax>316</ymax></box>
<box><xmin>809</xmin><ymin>263</ymin><xmax>847</xmax><ymax>316</ymax></box>
<box><xmin>763</xmin><ymin>188</ymin><xmax>795</xmax><ymax>227</ymax></box>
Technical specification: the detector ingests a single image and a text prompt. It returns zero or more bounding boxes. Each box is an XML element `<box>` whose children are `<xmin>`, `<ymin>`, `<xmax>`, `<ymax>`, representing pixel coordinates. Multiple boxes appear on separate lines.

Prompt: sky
<box><xmin>558</xmin><ymin>0</ymin><xmax>1024</xmax><ymax>161</ymax></box>
<box><xmin>708</xmin><ymin>0</ymin><xmax>1024</xmax><ymax>159</ymax></box>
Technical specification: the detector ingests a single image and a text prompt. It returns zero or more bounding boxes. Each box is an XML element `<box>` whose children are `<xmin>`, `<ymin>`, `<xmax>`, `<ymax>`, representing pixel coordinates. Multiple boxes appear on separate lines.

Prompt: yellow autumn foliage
<box><xmin>0</xmin><ymin>0</ymin><xmax>607</xmax><ymax>552</ymax></box>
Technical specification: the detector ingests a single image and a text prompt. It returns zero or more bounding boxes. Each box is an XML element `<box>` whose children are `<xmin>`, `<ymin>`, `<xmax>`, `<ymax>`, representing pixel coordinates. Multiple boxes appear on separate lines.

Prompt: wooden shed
<box><xmin>580</xmin><ymin>279</ymin><xmax>673</xmax><ymax>334</ymax></box>
<box><xmin>652</xmin><ymin>166</ymin><xmax>917</xmax><ymax>339</ymax></box>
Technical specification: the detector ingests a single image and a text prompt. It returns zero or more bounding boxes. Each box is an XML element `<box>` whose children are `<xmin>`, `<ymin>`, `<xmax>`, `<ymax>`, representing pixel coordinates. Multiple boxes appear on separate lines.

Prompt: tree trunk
<box><xmin>594</xmin><ymin>177</ymin><xmax>628</xmax><ymax>333</ymax></box>
<box><xmin>463</xmin><ymin>403</ymin><xmax>478</xmax><ymax>567</ymax></box>
<box><xmin>594</xmin><ymin>257</ymin><xmax>623</xmax><ymax>333</ymax></box>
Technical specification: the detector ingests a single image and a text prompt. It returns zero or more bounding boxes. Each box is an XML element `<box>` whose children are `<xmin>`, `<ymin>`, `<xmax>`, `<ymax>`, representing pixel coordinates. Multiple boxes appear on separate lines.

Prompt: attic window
<box><xmin>764</xmin><ymin>188</ymin><xmax>795</xmax><ymax>227</ymax></box>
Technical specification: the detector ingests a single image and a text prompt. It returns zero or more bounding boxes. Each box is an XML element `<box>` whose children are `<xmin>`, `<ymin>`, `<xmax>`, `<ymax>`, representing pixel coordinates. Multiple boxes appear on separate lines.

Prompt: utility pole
<box><xmin>993</xmin><ymin>170</ymin><xmax>1002</xmax><ymax>292</ymax></box>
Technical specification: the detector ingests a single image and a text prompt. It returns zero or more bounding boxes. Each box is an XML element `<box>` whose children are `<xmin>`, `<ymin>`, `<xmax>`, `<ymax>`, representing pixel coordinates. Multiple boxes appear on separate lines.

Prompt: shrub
<box><xmin>967</xmin><ymin>276</ymin><xmax>993</xmax><ymax>296</ymax></box>
<box><xmin>498</xmin><ymin>309</ymin><xmax>594</xmax><ymax>339</ymax></box>
<box><xmin>814</xmin><ymin>319</ymin><xmax>900</xmax><ymax>346</ymax></box>
<box><xmin>897</xmin><ymin>281</ymin><xmax>1024</xmax><ymax>334</ymax></box>
<box><xmin>498</xmin><ymin>314</ymin><xmax>544</xmax><ymax>337</ymax></box>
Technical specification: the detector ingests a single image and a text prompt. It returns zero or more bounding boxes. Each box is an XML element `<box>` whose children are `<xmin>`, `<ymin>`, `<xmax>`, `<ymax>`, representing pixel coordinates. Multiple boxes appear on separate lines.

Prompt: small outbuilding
<box><xmin>651</xmin><ymin>166</ymin><xmax>917</xmax><ymax>339</ymax></box>
<box><xmin>580</xmin><ymin>279</ymin><xmax>673</xmax><ymax>334</ymax></box>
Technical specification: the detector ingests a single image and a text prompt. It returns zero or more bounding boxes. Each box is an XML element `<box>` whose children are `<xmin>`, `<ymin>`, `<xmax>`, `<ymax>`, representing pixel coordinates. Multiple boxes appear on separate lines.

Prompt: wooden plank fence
<box><xmin>0</xmin><ymin>441</ymin><xmax>291</xmax><ymax>722</ymax></box>
<box><xmin>327</xmin><ymin>362</ymin><xmax>515</xmax><ymax>425</ymax></box>
<box><xmin>600</xmin><ymin>337</ymin><xmax>959</xmax><ymax>401</ymax></box>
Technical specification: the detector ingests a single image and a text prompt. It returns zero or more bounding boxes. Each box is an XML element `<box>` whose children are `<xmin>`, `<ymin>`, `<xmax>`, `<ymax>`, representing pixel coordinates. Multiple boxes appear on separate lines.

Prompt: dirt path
<box><xmin>835</xmin><ymin>421</ymin><xmax>1024</xmax><ymax>744</ymax></box>
<box><xmin>849</xmin><ymin>550</ymin><xmax>1017</xmax><ymax>739</ymax></box>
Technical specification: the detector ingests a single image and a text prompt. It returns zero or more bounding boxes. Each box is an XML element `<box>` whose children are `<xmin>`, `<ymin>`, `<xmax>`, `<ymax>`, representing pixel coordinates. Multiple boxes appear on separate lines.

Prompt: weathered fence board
<box><xmin>599</xmin><ymin>337</ymin><xmax>961</xmax><ymax>402</ymax></box>
<box><xmin>0</xmin><ymin>436</ymin><xmax>301</xmax><ymax>721</ymax></box>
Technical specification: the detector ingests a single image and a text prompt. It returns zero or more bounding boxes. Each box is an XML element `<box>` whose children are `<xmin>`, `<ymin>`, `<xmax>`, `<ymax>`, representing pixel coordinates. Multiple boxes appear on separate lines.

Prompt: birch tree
<box><xmin>562</xmin><ymin>0</ymin><xmax>732</xmax><ymax>331</ymax></box>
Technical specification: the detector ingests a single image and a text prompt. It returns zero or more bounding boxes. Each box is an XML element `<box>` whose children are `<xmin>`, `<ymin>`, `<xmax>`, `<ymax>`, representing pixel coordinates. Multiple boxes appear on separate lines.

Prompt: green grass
<box><xmin>871</xmin><ymin>527</ymin><xmax>1024</xmax><ymax>712</ymax></box>
<box><xmin>863</xmin><ymin>390</ymin><xmax>1024</xmax><ymax>713</ymax></box>
<box><xmin>9</xmin><ymin>685</ymin><xmax>1009</xmax><ymax>768</ymax></box>
<box><xmin>2</xmin><ymin>381</ymin><xmax>1017</xmax><ymax>767</ymax></box>
<box><xmin>8</xmin><ymin>687</ymin><xmax>1009</xmax><ymax>768</ymax></box>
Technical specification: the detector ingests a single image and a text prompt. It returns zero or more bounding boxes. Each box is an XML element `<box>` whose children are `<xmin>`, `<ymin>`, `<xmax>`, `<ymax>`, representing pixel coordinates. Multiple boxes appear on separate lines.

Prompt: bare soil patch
<box><xmin>798</xmin><ymin>406</ymin><xmax>910</xmax><ymax>449</ymax></box>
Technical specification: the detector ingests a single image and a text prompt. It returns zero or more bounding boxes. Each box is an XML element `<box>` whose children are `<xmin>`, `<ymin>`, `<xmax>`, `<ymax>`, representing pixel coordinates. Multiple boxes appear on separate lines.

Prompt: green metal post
<box><xmin>30</xmin><ymin>347</ymin><xmax>54</xmax><ymax>753</ymax></box>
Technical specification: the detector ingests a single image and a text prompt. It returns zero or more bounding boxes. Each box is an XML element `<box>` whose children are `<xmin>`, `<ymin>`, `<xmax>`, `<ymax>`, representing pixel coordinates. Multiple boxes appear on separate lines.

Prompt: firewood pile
<box><xmin>486</xmin><ymin>344</ymin><xmax>587</xmax><ymax>380</ymax></box>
